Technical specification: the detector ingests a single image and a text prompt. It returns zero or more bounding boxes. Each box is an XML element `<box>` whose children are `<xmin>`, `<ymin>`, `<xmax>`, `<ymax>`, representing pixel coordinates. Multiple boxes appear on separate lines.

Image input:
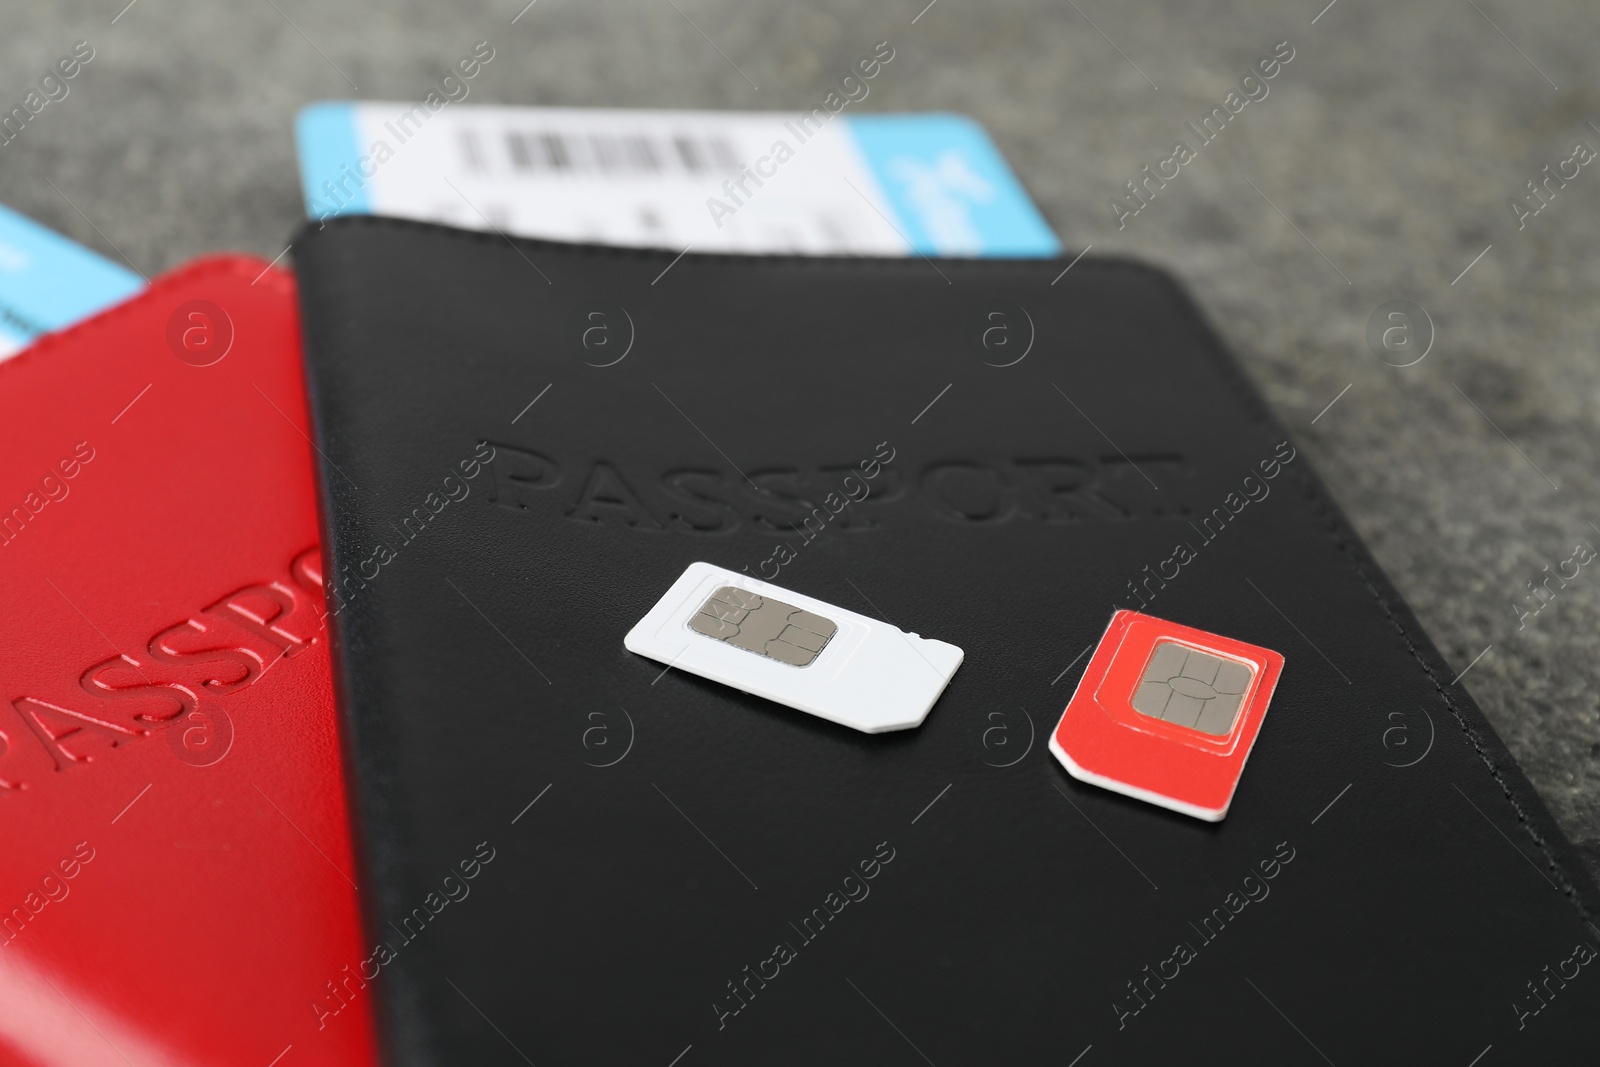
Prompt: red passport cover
<box><xmin>0</xmin><ymin>256</ymin><xmax>377</xmax><ymax>1067</ymax></box>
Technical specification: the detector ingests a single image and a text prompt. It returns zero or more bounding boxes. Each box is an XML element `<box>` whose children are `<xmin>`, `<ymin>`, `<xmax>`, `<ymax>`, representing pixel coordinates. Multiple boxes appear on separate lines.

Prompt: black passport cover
<box><xmin>294</xmin><ymin>217</ymin><xmax>1600</xmax><ymax>1065</ymax></box>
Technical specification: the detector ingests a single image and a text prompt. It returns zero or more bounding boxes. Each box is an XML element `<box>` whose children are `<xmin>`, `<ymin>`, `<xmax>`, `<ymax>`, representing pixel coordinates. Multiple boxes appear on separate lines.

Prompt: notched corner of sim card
<box><xmin>919</xmin><ymin>634</ymin><xmax>964</xmax><ymax>670</ymax></box>
<box><xmin>1047</xmin><ymin>732</ymin><xmax>1234</xmax><ymax>822</ymax></box>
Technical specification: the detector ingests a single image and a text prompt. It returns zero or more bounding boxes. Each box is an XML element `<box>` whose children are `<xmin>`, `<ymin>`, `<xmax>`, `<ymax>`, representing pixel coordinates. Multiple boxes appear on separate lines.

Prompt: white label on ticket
<box><xmin>624</xmin><ymin>562</ymin><xmax>963</xmax><ymax>733</ymax></box>
<box><xmin>296</xmin><ymin>104</ymin><xmax>1059</xmax><ymax>257</ymax></box>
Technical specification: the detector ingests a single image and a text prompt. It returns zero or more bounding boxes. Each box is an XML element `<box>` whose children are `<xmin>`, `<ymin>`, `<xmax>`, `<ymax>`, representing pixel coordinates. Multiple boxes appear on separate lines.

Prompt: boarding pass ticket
<box><xmin>296</xmin><ymin>104</ymin><xmax>1060</xmax><ymax>258</ymax></box>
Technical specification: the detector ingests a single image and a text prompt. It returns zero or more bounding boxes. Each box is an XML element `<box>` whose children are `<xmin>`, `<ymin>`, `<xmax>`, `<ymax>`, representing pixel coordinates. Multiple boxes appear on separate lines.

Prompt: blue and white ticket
<box><xmin>0</xmin><ymin>203</ymin><xmax>143</xmax><ymax>360</ymax></box>
<box><xmin>296</xmin><ymin>104</ymin><xmax>1059</xmax><ymax>257</ymax></box>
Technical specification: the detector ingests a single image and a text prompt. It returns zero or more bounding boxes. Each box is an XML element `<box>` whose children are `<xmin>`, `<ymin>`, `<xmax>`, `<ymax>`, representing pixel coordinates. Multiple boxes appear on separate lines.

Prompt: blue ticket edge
<box><xmin>0</xmin><ymin>203</ymin><xmax>144</xmax><ymax>350</ymax></box>
<box><xmin>294</xmin><ymin>103</ymin><xmax>1060</xmax><ymax>258</ymax></box>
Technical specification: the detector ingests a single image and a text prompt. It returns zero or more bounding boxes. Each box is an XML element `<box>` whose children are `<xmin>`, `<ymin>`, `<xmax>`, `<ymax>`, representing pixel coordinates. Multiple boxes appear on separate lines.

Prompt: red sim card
<box><xmin>1049</xmin><ymin>610</ymin><xmax>1283</xmax><ymax>821</ymax></box>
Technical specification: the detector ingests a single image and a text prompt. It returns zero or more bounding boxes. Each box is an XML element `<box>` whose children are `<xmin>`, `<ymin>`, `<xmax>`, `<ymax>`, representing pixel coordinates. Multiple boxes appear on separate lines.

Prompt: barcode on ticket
<box><xmin>461</xmin><ymin>128</ymin><xmax>742</xmax><ymax>177</ymax></box>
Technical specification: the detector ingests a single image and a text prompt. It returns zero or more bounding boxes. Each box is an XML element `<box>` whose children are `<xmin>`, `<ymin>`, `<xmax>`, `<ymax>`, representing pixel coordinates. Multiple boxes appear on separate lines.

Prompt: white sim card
<box><xmin>624</xmin><ymin>562</ymin><xmax>963</xmax><ymax>733</ymax></box>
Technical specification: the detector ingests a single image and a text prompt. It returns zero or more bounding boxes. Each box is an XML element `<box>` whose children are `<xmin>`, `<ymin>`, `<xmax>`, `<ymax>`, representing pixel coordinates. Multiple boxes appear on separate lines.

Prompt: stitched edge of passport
<box><xmin>296</xmin><ymin>215</ymin><xmax>1599</xmax><ymax>927</ymax></box>
<box><xmin>1145</xmin><ymin>273</ymin><xmax>1599</xmax><ymax>927</ymax></box>
<box><xmin>1299</xmin><ymin>476</ymin><xmax>1596</xmax><ymax>921</ymax></box>
<box><xmin>0</xmin><ymin>253</ymin><xmax>288</xmax><ymax>381</ymax></box>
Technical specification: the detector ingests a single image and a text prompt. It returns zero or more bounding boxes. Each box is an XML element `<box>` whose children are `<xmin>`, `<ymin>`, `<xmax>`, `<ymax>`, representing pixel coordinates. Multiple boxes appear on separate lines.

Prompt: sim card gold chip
<box><xmin>1130</xmin><ymin>641</ymin><xmax>1254</xmax><ymax>736</ymax></box>
<box><xmin>688</xmin><ymin>586</ymin><xmax>837</xmax><ymax>667</ymax></box>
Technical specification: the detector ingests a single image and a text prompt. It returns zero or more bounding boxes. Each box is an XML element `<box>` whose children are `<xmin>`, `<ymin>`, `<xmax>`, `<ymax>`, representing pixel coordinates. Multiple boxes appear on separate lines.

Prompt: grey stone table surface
<box><xmin>5</xmin><ymin>0</ymin><xmax>1598</xmax><ymax>878</ymax></box>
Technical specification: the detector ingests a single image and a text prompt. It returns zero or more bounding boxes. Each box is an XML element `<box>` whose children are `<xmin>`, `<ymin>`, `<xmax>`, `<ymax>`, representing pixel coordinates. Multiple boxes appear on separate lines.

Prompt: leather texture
<box><xmin>294</xmin><ymin>216</ymin><xmax>1600</xmax><ymax>1065</ymax></box>
<box><xmin>0</xmin><ymin>257</ymin><xmax>378</xmax><ymax>1067</ymax></box>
